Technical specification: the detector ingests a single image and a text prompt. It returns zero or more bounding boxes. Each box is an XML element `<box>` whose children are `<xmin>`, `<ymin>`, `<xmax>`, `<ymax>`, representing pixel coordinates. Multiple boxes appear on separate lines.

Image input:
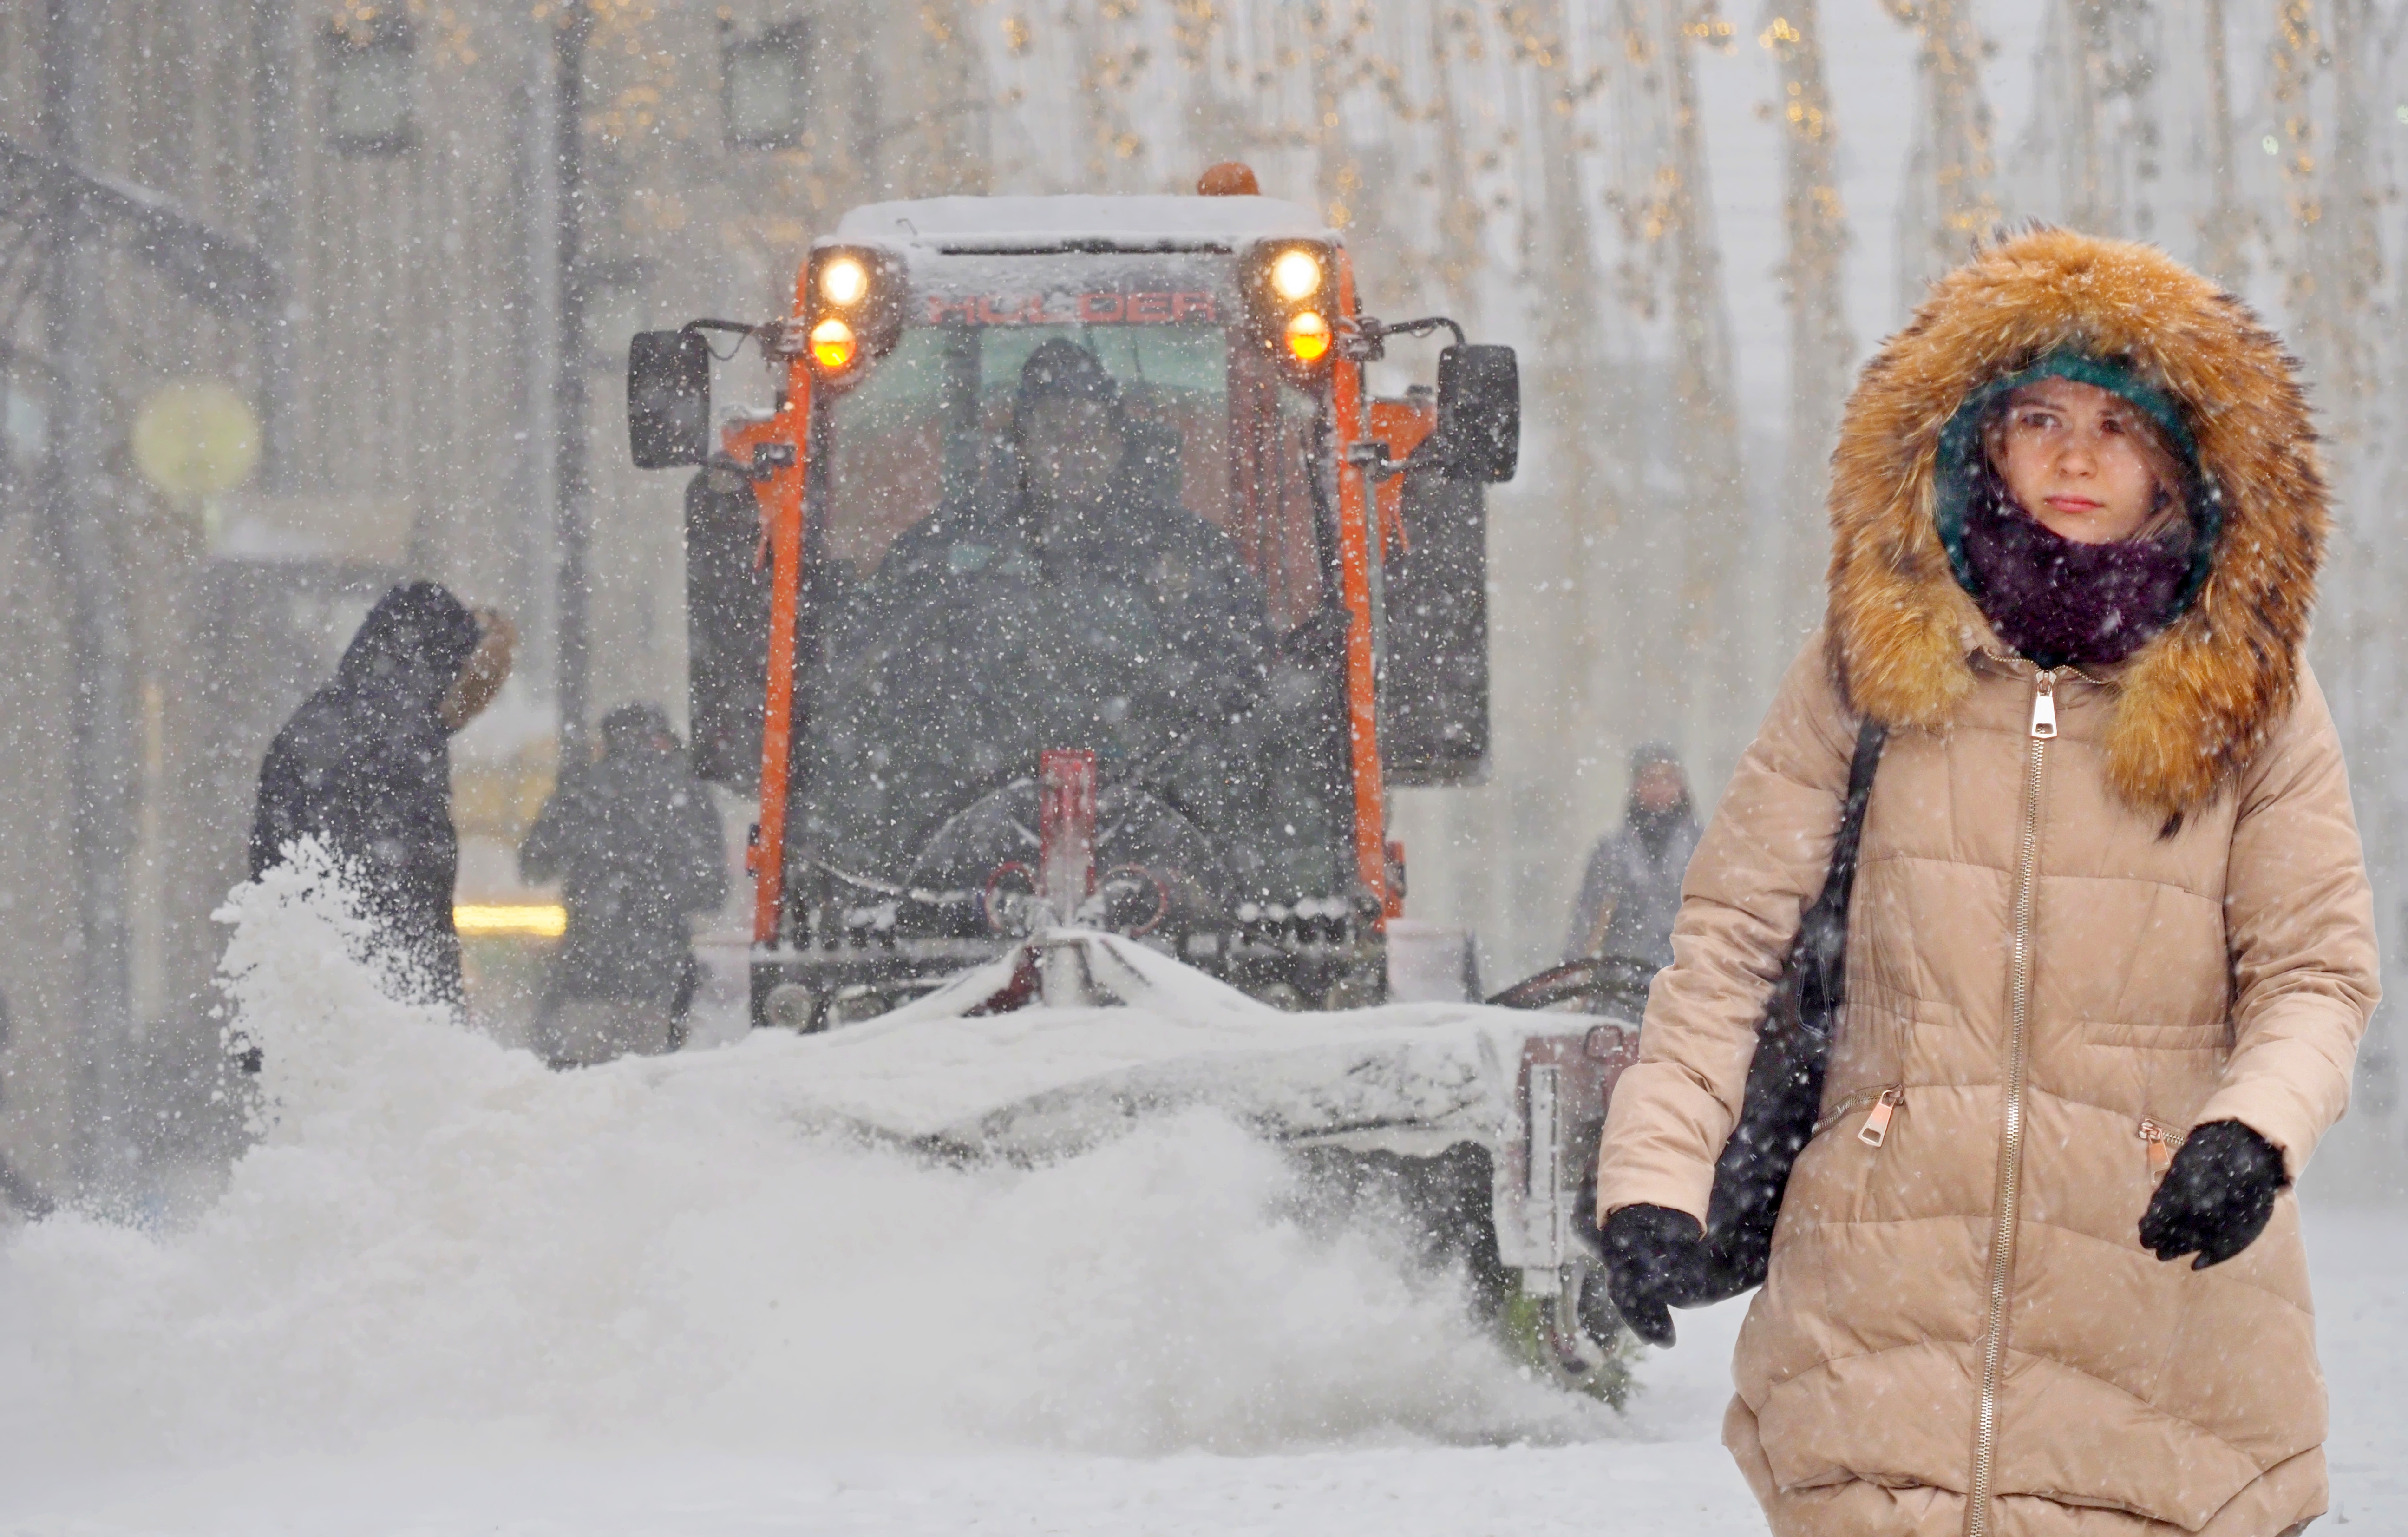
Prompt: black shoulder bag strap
<box><xmin>1694</xmin><ymin>718</ymin><xmax>1887</xmax><ymax>1302</ymax></box>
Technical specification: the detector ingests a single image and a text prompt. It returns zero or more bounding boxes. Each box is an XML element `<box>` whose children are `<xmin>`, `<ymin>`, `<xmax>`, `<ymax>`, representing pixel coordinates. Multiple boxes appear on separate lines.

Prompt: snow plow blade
<box><xmin>711</xmin><ymin>931</ymin><xmax>1645</xmax><ymax>1391</ymax></box>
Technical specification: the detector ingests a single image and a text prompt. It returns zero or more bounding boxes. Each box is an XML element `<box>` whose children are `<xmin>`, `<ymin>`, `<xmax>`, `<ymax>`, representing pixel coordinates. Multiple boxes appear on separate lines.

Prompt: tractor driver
<box><xmin>807</xmin><ymin>338</ymin><xmax>1278</xmax><ymax>879</ymax></box>
<box><xmin>883</xmin><ymin>336</ymin><xmax>1265</xmax><ymax>648</ymax></box>
<box><xmin>1012</xmin><ymin>342</ymin><xmax>1130</xmax><ymax>545</ymax></box>
<box><xmin>865</xmin><ymin>336</ymin><xmax>1270</xmax><ymax>685</ymax></box>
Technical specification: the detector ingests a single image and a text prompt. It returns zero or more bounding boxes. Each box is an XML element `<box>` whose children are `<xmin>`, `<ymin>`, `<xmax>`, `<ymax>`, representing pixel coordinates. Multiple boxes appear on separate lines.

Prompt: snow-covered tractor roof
<box><xmin>827</xmin><ymin>194</ymin><xmax>1335</xmax><ymax>255</ymax></box>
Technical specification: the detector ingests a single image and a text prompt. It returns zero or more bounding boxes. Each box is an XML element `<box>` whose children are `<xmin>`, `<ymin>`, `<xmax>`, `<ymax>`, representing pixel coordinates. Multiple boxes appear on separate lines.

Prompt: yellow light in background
<box><xmin>1284</xmin><ymin>310</ymin><xmax>1332</xmax><ymax>364</ymax></box>
<box><xmin>1269</xmin><ymin>247</ymin><xmax>1323</xmax><ymax>302</ymax></box>
<box><xmin>131</xmin><ymin>380</ymin><xmax>261</xmax><ymax>499</ymax></box>
<box><xmin>809</xmin><ymin>318</ymin><xmax>857</xmax><ymax>371</ymax></box>
<box><xmin>818</xmin><ymin>255</ymin><xmax>869</xmax><ymax>307</ymax></box>
<box><xmin>455</xmin><ymin>903</ymin><xmax>568</xmax><ymax>939</ymax></box>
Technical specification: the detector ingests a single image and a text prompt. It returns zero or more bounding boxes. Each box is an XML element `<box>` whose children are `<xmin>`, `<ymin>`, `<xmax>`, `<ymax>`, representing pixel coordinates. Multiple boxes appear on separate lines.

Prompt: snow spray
<box><xmin>0</xmin><ymin>849</ymin><xmax>1604</xmax><ymax>1481</ymax></box>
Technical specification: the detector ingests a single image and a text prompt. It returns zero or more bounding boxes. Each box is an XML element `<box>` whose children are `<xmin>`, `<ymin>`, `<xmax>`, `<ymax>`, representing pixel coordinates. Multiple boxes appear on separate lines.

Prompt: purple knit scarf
<box><xmin>1959</xmin><ymin>486</ymin><xmax>2191</xmax><ymax>668</ymax></box>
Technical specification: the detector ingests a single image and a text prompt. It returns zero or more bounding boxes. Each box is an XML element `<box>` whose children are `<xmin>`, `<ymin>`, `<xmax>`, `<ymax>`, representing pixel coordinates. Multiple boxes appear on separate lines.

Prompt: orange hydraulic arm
<box><xmin>730</xmin><ymin>293</ymin><xmax>814</xmax><ymax>946</ymax></box>
<box><xmin>1329</xmin><ymin>248</ymin><xmax>1396</xmax><ymax>921</ymax></box>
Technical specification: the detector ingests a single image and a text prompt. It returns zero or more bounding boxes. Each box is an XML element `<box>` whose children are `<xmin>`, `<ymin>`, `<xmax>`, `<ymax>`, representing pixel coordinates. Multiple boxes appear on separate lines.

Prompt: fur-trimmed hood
<box><xmin>1826</xmin><ymin>227</ymin><xmax>2327</xmax><ymax>817</ymax></box>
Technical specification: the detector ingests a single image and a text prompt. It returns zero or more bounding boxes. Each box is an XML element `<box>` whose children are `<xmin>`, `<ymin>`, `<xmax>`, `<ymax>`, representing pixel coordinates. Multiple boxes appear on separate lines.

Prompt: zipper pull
<box><xmin>2139</xmin><ymin>1119</ymin><xmax>2179</xmax><ymax>1177</ymax></box>
<box><xmin>1858</xmin><ymin>1087</ymin><xmax>1904</xmax><ymax>1147</ymax></box>
<box><xmin>2030</xmin><ymin>671</ymin><xmax>2058</xmax><ymax>740</ymax></box>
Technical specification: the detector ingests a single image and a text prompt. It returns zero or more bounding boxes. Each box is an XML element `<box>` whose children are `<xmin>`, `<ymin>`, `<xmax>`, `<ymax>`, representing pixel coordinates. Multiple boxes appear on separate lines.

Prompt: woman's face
<box><xmin>1991</xmin><ymin>377</ymin><xmax>2170</xmax><ymax>545</ymax></box>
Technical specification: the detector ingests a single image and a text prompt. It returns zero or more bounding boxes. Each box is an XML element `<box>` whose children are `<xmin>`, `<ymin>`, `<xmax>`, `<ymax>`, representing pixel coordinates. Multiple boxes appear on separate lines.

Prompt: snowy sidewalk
<box><xmin>9</xmin><ymin>1438</ymin><xmax>1757</xmax><ymax>1537</ymax></box>
<box><xmin>0</xmin><ymin>1296</ymin><xmax>1764</xmax><ymax>1537</ymax></box>
<box><xmin>11</xmin><ymin>1211</ymin><xmax>2402</xmax><ymax>1535</ymax></box>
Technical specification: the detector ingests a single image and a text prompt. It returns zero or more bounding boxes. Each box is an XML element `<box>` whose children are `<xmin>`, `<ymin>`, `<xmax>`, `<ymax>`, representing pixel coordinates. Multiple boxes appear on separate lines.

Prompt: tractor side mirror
<box><xmin>1431</xmin><ymin>344</ymin><xmax>1518</xmax><ymax>484</ymax></box>
<box><xmin>629</xmin><ymin>328</ymin><xmax>712</xmax><ymax>468</ymax></box>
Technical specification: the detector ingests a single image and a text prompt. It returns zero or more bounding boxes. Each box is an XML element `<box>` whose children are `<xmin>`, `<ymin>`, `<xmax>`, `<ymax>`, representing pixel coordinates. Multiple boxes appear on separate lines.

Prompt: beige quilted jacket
<box><xmin>1596</xmin><ymin>230</ymin><xmax>2379</xmax><ymax>1537</ymax></box>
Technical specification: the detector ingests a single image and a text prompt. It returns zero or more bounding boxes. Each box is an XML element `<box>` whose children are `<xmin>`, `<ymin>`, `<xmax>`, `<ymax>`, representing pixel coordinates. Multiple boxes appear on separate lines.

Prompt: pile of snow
<box><xmin>0</xmin><ymin>853</ymin><xmax>1604</xmax><ymax>1494</ymax></box>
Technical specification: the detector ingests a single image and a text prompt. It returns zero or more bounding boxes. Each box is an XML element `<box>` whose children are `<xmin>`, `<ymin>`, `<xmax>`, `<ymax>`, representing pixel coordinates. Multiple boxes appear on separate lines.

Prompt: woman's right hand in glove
<box><xmin>1600</xmin><ymin>1203</ymin><xmax>1720</xmax><ymax>1347</ymax></box>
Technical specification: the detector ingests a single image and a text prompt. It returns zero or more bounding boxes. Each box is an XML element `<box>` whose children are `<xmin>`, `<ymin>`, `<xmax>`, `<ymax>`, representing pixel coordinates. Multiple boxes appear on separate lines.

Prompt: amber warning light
<box><xmin>809</xmin><ymin>318</ymin><xmax>857</xmax><ymax>371</ymax></box>
<box><xmin>1285</xmin><ymin>311</ymin><xmax>1332</xmax><ymax>364</ymax></box>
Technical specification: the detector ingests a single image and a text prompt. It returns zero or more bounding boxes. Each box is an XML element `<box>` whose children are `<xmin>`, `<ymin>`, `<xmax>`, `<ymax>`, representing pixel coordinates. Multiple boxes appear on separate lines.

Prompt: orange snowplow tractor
<box><xmin>1197</xmin><ymin>162</ymin><xmax>1261</xmax><ymax>197</ymax></box>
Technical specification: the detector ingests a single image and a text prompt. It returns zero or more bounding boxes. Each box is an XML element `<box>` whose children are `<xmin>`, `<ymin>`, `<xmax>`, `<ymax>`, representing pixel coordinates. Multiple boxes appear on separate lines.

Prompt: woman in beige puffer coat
<box><xmin>1593</xmin><ymin>228</ymin><xmax>2377</xmax><ymax>1537</ymax></box>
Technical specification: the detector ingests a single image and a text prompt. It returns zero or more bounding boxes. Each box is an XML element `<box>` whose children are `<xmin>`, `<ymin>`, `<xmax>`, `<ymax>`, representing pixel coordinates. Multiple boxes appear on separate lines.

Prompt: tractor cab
<box><xmin>628</xmin><ymin>180</ymin><xmax>1518</xmax><ymax>1027</ymax></box>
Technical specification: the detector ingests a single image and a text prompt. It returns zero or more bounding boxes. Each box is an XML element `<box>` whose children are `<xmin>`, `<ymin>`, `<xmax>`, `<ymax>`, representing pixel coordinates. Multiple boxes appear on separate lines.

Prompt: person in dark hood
<box><xmin>518</xmin><ymin>703</ymin><xmax>726</xmax><ymax>1068</ymax></box>
<box><xmin>1564</xmin><ymin>742</ymin><xmax>1698</xmax><ymax>968</ymax></box>
<box><xmin>250</xmin><ymin>581</ymin><xmax>515</xmax><ymax>1011</ymax></box>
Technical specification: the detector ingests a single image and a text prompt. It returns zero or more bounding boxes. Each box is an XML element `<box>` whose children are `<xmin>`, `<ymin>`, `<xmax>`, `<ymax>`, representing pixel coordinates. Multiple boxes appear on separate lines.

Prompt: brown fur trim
<box><xmin>1825</xmin><ymin>228</ymin><xmax>2326</xmax><ymax>817</ymax></box>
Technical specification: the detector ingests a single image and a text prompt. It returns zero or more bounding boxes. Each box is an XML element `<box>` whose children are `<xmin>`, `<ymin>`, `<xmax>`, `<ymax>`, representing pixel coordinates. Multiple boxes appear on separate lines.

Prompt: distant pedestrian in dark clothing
<box><xmin>1564</xmin><ymin>742</ymin><xmax>1699</xmax><ymax>968</ymax></box>
<box><xmin>250</xmin><ymin>582</ymin><xmax>515</xmax><ymax>1010</ymax></box>
<box><xmin>519</xmin><ymin>703</ymin><xmax>727</xmax><ymax>1067</ymax></box>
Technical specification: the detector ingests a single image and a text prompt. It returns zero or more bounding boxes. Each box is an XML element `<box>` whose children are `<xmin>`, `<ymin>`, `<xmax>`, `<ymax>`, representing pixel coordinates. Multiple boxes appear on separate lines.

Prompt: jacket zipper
<box><xmin>1858</xmin><ymin>1086</ymin><xmax>1904</xmax><ymax>1147</ymax></box>
<box><xmin>2138</xmin><ymin>1118</ymin><xmax>2186</xmax><ymax>1180</ymax></box>
<box><xmin>1812</xmin><ymin>1084</ymin><xmax>1906</xmax><ymax>1144</ymax></box>
<box><xmin>1966</xmin><ymin>668</ymin><xmax>2055</xmax><ymax>1537</ymax></box>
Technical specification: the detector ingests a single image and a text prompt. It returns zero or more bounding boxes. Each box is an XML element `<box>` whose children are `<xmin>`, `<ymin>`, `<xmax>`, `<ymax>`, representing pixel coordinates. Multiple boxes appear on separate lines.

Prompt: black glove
<box><xmin>2138</xmin><ymin>1120</ymin><xmax>2289</xmax><ymax>1270</ymax></box>
<box><xmin>1600</xmin><ymin>1203</ymin><xmax>1721</xmax><ymax>1348</ymax></box>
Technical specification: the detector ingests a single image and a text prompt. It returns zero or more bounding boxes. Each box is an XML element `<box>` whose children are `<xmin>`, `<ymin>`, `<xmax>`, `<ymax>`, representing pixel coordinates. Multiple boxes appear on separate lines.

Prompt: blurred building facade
<box><xmin>0</xmin><ymin>0</ymin><xmax>989</xmax><ymax>1196</ymax></box>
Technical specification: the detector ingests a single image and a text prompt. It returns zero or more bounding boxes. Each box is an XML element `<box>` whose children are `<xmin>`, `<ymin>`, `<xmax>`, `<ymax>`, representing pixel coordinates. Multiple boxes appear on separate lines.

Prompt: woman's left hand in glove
<box><xmin>2137</xmin><ymin>1119</ymin><xmax>2290</xmax><ymax>1270</ymax></box>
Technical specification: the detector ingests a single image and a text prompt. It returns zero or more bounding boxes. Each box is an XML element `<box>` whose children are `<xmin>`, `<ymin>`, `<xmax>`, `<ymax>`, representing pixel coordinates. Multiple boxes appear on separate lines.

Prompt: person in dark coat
<box><xmin>250</xmin><ymin>581</ymin><xmax>514</xmax><ymax>1011</ymax></box>
<box><xmin>519</xmin><ymin>703</ymin><xmax>727</xmax><ymax>1067</ymax></box>
<box><xmin>1563</xmin><ymin>741</ymin><xmax>1699</xmax><ymax>968</ymax></box>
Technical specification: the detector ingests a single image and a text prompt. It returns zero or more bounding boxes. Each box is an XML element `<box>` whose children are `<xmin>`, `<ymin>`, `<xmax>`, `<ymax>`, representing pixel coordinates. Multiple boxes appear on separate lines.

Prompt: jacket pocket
<box><xmin>1814</xmin><ymin>1084</ymin><xmax>1904</xmax><ymax>1147</ymax></box>
<box><xmin>2084</xmin><ymin>1018</ymin><xmax>2229</xmax><ymax>1052</ymax></box>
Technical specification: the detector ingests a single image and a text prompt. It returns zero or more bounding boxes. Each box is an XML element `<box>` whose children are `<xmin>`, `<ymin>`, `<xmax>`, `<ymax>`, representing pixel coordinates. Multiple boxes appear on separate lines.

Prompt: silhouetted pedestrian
<box><xmin>251</xmin><ymin>581</ymin><xmax>514</xmax><ymax>1010</ymax></box>
<box><xmin>520</xmin><ymin>703</ymin><xmax>726</xmax><ymax>1067</ymax></box>
<box><xmin>1564</xmin><ymin>742</ymin><xmax>1698</xmax><ymax>968</ymax></box>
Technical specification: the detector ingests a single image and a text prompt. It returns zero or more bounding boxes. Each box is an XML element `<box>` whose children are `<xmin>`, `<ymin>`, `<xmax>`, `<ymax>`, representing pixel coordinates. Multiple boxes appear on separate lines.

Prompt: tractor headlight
<box><xmin>1244</xmin><ymin>239</ymin><xmax>1337</xmax><ymax>373</ymax></box>
<box><xmin>818</xmin><ymin>255</ymin><xmax>870</xmax><ymax>307</ymax></box>
<box><xmin>801</xmin><ymin>246</ymin><xmax>902</xmax><ymax>386</ymax></box>
<box><xmin>1269</xmin><ymin>248</ymin><xmax>1324</xmax><ymax>302</ymax></box>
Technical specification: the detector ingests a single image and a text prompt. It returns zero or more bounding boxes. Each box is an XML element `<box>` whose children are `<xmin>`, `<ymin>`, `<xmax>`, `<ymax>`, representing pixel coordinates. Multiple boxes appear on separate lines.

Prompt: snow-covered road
<box><xmin>12</xmin><ymin>1215</ymin><xmax>2402</xmax><ymax>1536</ymax></box>
<box><xmin>0</xmin><ymin>867</ymin><xmax>2398</xmax><ymax>1535</ymax></box>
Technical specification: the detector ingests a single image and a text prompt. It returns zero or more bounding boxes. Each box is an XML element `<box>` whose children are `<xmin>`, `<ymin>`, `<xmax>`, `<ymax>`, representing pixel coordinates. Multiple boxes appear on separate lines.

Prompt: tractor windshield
<box><xmin>792</xmin><ymin>255</ymin><xmax>1352</xmax><ymax>921</ymax></box>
